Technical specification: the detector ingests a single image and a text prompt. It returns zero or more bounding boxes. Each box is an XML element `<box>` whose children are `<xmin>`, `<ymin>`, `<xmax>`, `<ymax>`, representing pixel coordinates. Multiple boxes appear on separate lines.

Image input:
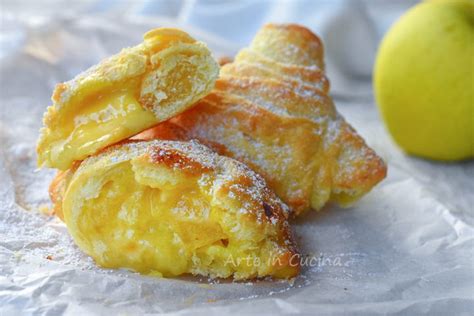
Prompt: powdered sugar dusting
<box><xmin>178</xmin><ymin>23</ymin><xmax>386</xmax><ymax>213</ymax></box>
<box><xmin>80</xmin><ymin>139</ymin><xmax>289</xmax><ymax>226</ymax></box>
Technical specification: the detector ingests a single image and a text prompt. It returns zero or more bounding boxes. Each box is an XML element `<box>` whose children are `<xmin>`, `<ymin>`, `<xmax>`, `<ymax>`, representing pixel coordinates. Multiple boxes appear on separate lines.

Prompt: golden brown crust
<box><xmin>49</xmin><ymin>170</ymin><xmax>68</xmax><ymax>220</ymax></box>
<box><xmin>228</xmin><ymin>48</ymin><xmax>330</xmax><ymax>93</ymax></box>
<box><xmin>218</xmin><ymin>56</ymin><xmax>234</xmax><ymax>66</ymax></box>
<box><xmin>130</xmin><ymin>121</ymin><xmax>188</xmax><ymax>142</ymax></box>
<box><xmin>138</xmin><ymin>23</ymin><xmax>386</xmax><ymax>215</ymax></box>
<box><xmin>250</xmin><ymin>23</ymin><xmax>325</xmax><ymax>69</ymax></box>
<box><xmin>148</xmin><ymin>145</ymin><xmax>213</xmax><ymax>176</ymax></box>
<box><xmin>152</xmin><ymin>92</ymin><xmax>323</xmax><ymax>213</ymax></box>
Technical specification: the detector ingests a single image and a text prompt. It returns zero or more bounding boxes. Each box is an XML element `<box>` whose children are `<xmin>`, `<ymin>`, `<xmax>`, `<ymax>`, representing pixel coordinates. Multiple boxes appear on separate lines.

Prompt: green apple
<box><xmin>374</xmin><ymin>0</ymin><xmax>474</xmax><ymax>161</ymax></box>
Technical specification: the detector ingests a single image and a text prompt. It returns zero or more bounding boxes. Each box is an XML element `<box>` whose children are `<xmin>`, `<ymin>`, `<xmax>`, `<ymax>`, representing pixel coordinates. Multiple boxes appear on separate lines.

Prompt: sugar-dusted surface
<box><xmin>170</xmin><ymin>24</ymin><xmax>386</xmax><ymax>214</ymax></box>
<box><xmin>1</xmin><ymin>18</ymin><xmax>473</xmax><ymax>315</ymax></box>
<box><xmin>54</xmin><ymin>138</ymin><xmax>298</xmax><ymax>279</ymax></box>
<box><xmin>78</xmin><ymin>139</ymin><xmax>291</xmax><ymax>224</ymax></box>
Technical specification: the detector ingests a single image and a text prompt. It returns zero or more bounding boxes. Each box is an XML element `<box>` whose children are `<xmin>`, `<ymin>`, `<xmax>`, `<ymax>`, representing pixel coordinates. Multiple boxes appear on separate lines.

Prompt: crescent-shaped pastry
<box><xmin>50</xmin><ymin>140</ymin><xmax>300</xmax><ymax>279</ymax></box>
<box><xmin>137</xmin><ymin>24</ymin><xmax>387</xmax><ymax>215</ymax></box>
<box><xmin>37</xmin><ymin>28</ymin><xmax>219</xmax><ymax>170</ymax></box>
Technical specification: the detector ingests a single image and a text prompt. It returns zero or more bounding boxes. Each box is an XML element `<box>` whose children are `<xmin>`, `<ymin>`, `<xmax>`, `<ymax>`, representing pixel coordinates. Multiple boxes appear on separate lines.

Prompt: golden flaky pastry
<box><xmin>50</xmin><ymin>140</ymin><xmax>300</xmax><ymax>279</ymax></box>
<box><xmin>136</xmin><ymin>24</ymin><xmax>387</xmax><ymax>215</ymax></box>
<box><xmin>37</xmin><ymin>28</ymin><xmax>219</xmax><ymax>170</ymax></box>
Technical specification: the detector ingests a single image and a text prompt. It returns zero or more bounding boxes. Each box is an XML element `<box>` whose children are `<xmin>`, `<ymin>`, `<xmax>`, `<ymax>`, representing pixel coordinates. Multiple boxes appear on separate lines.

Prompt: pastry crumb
<box><xmin>38</xmin><ymin>204</ymin><xmax>54</xmax><ymax>216</ymax></box>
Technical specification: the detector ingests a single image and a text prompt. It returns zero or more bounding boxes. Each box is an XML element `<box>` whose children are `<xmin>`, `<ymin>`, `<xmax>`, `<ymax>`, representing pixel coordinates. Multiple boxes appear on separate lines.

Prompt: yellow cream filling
<box><xmin>40</xmin><ymin>50</ymin><xmax>212</xmax><ymax>170</ymax></box>
<box><xmin>49</xmin><ymin>89</ymin><xmax>157</xmax><ymax>170</ymax></box>
<box><xmin>62</xmin><ymin>159</ymin><xmax>292</xmax><ymax>278</ymax></box>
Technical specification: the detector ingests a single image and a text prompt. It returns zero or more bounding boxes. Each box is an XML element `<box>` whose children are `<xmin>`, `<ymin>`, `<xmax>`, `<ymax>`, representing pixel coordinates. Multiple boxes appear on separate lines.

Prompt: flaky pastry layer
<box><xmin>37</xmin><ymin>28</ymin><xmax>218</xmax><ymax>170</ymax></box>
<box><xmin>51</xmin><ymin>140</ymin><xmax>300</xmax><ymax>279</ymax></box>
<box><xmin>137</xmin><ymin>24</ymin><xmax>387</xmax><ymax>215</ymax></box>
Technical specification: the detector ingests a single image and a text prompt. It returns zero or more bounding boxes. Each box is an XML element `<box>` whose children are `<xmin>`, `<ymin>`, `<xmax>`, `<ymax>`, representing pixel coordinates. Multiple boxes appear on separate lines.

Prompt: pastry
<box><xmin>137</xmin><ymin>24</ymin><xmax>387</xmax><ymax>215</ymax></box>
<box><xmin>37</xmin><ymin>28</ymin><xmax>219</xmax><ymax>170</ymax></box>
<box><xmin>51</xmin><ymin>140</ymin><xmax>300</xmax><ymax>279</ymax></box>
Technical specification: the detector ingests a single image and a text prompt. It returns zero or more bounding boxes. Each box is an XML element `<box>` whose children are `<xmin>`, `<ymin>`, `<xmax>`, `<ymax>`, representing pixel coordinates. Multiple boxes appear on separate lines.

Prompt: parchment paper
<box><xmin>1</xmin><ymin>16</ymin><xmax>473</xmax><ymax>316</ymax></box>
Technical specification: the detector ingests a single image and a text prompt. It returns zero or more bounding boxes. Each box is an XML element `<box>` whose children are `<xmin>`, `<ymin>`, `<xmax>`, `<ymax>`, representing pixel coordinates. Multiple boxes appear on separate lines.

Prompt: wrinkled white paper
<box><xmin>1</xmin><ymin>16</ymin><xmax>473</xmax><ymax>315</ymax></box>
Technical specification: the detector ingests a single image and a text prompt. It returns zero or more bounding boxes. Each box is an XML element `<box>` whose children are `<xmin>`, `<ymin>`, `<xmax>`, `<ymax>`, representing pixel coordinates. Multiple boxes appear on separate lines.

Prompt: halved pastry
<box><xmin>51</xmin><ymin>140</ymin><xmax>300</xmax><ymax>279</ymax></box>
<box><xmin>138</xmin><ymin>24</ymin><xmax>387</xmax><ymax>215</ymax></box>
<box><xmin>37</xmin><ymin>28</ymin><xmax>219</xmax><ymax>170</ymax></box>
